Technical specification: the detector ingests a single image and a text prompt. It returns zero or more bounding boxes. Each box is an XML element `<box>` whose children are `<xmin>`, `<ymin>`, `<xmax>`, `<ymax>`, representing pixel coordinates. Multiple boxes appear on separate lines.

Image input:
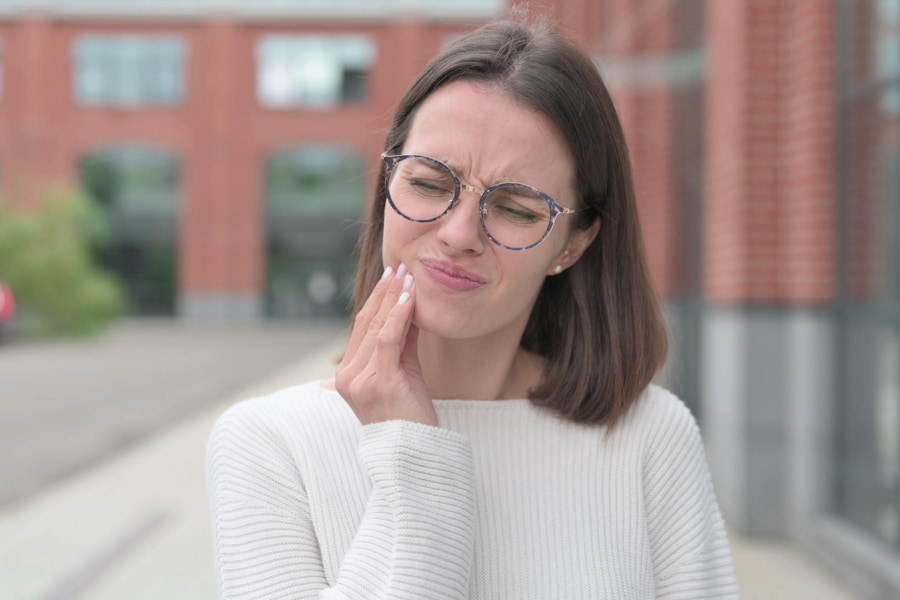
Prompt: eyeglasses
<box><xmin>382</xmin><ymin>153</ymin><xmax>580</xmax><ymax>251</ymax></box>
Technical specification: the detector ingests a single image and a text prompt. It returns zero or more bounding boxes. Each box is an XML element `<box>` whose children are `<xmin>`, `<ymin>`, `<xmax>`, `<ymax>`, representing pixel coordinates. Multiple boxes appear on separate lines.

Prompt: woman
<box><xmin>207</xmin><ymin>18</ymin><xmax>739</xmax><ymax>600</ymax></box>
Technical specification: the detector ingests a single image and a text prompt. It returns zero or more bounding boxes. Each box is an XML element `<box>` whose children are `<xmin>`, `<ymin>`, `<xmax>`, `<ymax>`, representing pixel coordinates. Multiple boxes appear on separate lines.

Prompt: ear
<box><xmin>547</xmin><ymin>217</ymin><xmax>601</xmax><ymax>276</ymax></box>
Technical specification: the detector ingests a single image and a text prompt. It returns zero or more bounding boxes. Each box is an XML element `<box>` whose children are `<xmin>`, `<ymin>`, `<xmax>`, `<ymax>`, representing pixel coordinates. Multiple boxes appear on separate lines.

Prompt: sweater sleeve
<box><xmin>642</xmin><ymin>392</ymin><xmax>741</xmax><ymax>599</ymax></box>
<box><xmin>206</xmin><ymin>399</ymin><xmax>476</xmax><ymax>600</ymax></box>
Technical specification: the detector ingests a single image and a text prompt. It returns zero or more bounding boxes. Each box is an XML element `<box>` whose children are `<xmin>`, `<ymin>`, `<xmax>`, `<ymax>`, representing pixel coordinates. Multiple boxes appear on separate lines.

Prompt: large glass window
<box><xmin>834</xmin><ymin>0</ymin><xmax>900</xmax><ymax>549</ymax></box>
<box><xmin>266</xmin><ymin>147</ymin><xmax>363</xmax><ymax>319</ymax></box>
<box><xmin>256</xmin><ymin>35</ymin><xmax>375</xmax><ymax>109</ymax></box>
<box><xmin>81</xmin><ymin>148</ymin><xmax>180</xmax><ymax>315</ymax></box>
<box><xmin>73</xmin><ymin>35</ymin><xmax>186</xmax><ymax>107</ymax></box>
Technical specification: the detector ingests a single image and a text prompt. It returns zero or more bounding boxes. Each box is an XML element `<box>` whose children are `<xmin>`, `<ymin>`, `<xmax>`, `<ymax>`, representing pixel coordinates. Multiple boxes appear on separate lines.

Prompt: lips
<box><xmin>420</xmin><ymin>258</ymin><xmax>486</xmax><ymax>292</ymax></box>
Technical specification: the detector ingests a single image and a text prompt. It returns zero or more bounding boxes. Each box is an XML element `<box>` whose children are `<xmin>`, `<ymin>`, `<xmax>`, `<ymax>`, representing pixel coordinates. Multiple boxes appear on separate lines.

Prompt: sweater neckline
<box><xmin>315</xmin><ymin>380</ymin><xmax>531</xmax><ymax>406</ymax></box>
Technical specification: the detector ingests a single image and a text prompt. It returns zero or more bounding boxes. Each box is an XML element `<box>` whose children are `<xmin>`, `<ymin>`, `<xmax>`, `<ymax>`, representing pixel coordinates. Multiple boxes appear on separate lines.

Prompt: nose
<box><xmin>436</xmin><ymin>189</ymin><xmax>486</xmax><ymax>254</ymax></box>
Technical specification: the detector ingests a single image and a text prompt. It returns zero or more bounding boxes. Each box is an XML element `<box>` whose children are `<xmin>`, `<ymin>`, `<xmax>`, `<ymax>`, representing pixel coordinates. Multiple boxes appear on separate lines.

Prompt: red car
<box><xmin>0</xmin><ymin>282</ymin><xmax>15</xmax><ymax>342</ymax></box>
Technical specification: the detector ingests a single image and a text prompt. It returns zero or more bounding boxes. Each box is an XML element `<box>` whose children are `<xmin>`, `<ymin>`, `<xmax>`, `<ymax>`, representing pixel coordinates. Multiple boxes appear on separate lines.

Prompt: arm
<box><xmin>207</xmin><ymin>402</ymin><xmax>476</xmax><ymax>600</ymax></box>
<box><xmin>643</xmin><ymin>392</ymin><xmax>741</xmax><ymax>599</ymax></box>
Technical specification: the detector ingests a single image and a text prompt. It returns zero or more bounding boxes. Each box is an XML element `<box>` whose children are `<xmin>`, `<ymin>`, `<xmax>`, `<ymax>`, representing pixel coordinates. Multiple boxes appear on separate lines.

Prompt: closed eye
<box><xmin>493</xmin><ymin>204</ymin><xmax>541</xmax><ymax>224</ymax></box>
<box><xmin>410</xmin><ymin>178</ymin><xmax>453</xmax><ymax>197</ymax></box>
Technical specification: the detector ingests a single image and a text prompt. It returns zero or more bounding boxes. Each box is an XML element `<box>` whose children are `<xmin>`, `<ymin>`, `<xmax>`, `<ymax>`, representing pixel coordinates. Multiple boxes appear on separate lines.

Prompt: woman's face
<box><xmin>382</xmin><ymin>80</ymin><xmax>594</xmax><ymax>343</ymax></box>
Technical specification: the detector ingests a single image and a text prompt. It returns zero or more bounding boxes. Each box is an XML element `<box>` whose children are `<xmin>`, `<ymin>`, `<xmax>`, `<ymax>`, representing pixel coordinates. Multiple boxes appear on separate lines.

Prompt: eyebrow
<box><xmin>416</xmin><ymin>153</ymin><xmax>544</xmax><ymax>189</ymax></box>
<box><xmin>426</xmin><ymin>156</ymin><xmax>464</xmax><ymax>176</ymax></box>
<box><xmin>438</xmin><ymin>157</ymin><xmax>519</xmax><ymax>186</ymax></box>
<box><xmin>422</xmin><ymin>158</ymin><xmax>451</xmax><ymax>174</ymax></box>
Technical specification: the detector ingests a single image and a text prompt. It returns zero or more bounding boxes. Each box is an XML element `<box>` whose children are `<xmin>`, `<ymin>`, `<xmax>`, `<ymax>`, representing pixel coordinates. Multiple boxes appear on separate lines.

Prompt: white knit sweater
<box><xmin>207</xmin><ymin>381</ymin><xmax>739</xmax><ymax>599</ymax></box>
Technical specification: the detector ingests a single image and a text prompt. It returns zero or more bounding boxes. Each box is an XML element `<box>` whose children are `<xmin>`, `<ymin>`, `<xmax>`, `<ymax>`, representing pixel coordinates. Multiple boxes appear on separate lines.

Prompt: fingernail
<box><xmin>397</xmin><ymin>263</ymin><xmax>408</xmax><ymax>277</ymax></box>
<box><xmin>381</xmin><ymin>266</ymin><xmax>393</xmax><ymax>281</ymax></box>
<box><xmin>403</xmin><ymin>274</ymin><xmax>413</xmax><ymax>290</ymax></box>
<box><xmin>398</xmin><ymin>292</ymin><xmax>410</xmax><ymax>305</ymax></box>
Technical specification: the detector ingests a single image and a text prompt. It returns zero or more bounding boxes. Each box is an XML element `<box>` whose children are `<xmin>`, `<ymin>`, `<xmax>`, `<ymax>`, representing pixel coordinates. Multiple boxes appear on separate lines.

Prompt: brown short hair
<box><xmin>353</xmin><ymin>18</ymin><xmax>668</xmax><ymax>425</ymax></box>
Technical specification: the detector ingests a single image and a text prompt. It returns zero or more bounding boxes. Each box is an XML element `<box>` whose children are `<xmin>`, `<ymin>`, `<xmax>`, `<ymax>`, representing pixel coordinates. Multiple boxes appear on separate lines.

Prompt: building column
<box><xmin>5</xmin><ymin>14</ymin><xmax>59</xmax><ymax>207</ymax></box>
<box><xmin>179</xmin><ymin>17</ymin><xmax>262</xmax><ymax>320</ymax></box>
<box><xmin>702</xmin><ymin>0</ymin><xmax>836</xmax><ymax>536</ymax></box>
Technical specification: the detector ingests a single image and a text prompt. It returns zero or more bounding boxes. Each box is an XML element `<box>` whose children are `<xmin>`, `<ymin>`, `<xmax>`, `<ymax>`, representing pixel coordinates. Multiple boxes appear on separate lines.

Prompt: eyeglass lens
<box><xmin>387</xmin><ymin>156</ymin><xmax>554</xmax><ymax>249</ymax></box>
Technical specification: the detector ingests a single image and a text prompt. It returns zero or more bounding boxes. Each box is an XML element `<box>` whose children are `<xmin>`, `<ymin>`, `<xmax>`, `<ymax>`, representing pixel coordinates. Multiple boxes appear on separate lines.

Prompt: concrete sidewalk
<box><xmin>0</xmin><ymin>332</ymin><xmax>864</xmax><ymax>600</ymax></box>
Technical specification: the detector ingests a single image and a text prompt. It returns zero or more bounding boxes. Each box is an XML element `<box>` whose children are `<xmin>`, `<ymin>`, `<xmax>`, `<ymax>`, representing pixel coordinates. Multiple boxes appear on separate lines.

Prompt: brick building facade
<box><xmin>0</xmin><ymin>1</ymin><xmax>896</xmax><ymax>597</ymax></box>
<box><xmin>0</xmin><ymin>2</ymin><xmax>496</xmax><ymax>317</ymax></box>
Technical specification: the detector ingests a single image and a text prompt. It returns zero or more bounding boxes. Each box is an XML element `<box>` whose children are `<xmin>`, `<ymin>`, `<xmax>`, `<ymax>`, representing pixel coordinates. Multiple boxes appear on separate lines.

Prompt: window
<box><xmin>73</xmin><ymin>35</ymin><xmax>186</xmax><ymax>107</ymax></box>
<box><xmin>266</xmin><ymin>147</ymin><xmax>364</xmax><ymax>318</ymax></box>
<box><xmin>256</xmin><ymin>35</ymin><xmax>375</xmax><ymax>109</ymax></box>
<box><xmin>879</xmin><ymin>0</ymin><xmax>900</xmax><ymax>114</ymax></box>
<box><xmin>81</xmin><ymin>148</ymin><xmax>180</xmax><ymax>316</ymax></box>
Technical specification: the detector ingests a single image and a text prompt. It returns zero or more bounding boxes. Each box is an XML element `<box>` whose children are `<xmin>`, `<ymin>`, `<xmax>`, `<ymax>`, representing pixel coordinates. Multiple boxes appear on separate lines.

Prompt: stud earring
<box><xmin>554</xmin><ymin>265</ymin><xmax>563</xmax><ymax>275</ymax></box>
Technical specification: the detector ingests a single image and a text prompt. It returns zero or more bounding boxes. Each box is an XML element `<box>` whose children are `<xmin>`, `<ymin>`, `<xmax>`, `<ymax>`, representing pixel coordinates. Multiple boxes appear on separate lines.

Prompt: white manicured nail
<box><xmin>397</xmin><ymin>262</ymin><xmax>408</xmax><ymax>277</ymax></box>
<box><xmin>398</xmin><ymin>292</ymin><xmax>410</xmax><ymax>305</ymax></box>
<box><xmin>381</xmin><ymin>266</ymin><xmax>393</xmax><ymax>280</ymax></box>
<box><xmin>403</xmin><ymin>274</ymin><xmax>413</xmax><ymax>290</ymax></box>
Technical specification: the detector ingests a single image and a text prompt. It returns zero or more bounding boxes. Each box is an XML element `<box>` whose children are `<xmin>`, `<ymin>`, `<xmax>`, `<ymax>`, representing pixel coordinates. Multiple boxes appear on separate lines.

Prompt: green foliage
<box><xmin>0</xmin><ymin>186</ymin><xmax>127</xmax><ymax>337</ymax></box>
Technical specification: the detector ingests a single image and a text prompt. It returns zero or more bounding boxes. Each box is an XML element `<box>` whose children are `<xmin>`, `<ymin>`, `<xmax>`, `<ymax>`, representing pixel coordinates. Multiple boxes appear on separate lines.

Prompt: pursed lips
<box><xmin>419</xmin><ymin>258</ymin><xmax>486</xmax><ymax>292</ymax></box>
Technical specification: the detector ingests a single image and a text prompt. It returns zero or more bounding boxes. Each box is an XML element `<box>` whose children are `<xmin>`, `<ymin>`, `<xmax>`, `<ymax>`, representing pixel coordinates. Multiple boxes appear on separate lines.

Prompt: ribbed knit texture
<box><xmin>207</xmin><ymin>382</ymin><xmax>740</xmax><ymax>599</ymax></box>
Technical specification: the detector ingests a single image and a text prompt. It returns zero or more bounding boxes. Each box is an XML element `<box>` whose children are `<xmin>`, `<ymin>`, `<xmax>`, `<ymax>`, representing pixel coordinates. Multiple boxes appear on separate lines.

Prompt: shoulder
<box><xmin>631</xmin><ymin>389</ymin><xmax>737</xmax><ymax>591</ymax></box>
<box><xmin>215</xmin><ymin>379</ymin><xmax>352</xmax><ymax>424</ymax></box>
<box><xmin>617</xmin><ymin>384</ymin><xmax>696</xmax><ymax>431</ymax></box>
<box><xmin>208</xmin><ymin>380</ymin><xmax>358</xmax><ymax>458</ymax></box>
<box><xmin>610</xmin><ymin>385</ymin><xmax>703</xmax><ymax>460</ymax></box>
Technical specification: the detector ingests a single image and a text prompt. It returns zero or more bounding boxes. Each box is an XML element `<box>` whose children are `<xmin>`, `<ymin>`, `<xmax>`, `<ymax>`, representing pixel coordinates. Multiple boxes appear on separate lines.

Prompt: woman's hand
<box><xmin>335</xmin><ymin>264</ymin><xmax>438</xmax><ymax>427</ymax></box>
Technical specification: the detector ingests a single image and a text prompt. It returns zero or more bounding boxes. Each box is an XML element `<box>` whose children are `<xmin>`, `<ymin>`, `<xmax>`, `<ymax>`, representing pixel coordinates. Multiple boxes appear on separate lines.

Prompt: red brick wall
<box><xmin>0</xmin><ymin>15</ymin><xmax>475</xmax><ymax>300</ymax></box>
<box><xmin>780</xmin><ymin>1</ymin><xmax>836</xmax><ymax>303</ymax></box>
<box><xmin>705</xmin><ymin>0</ymin><xmax>836</xmax><ymax>304</ymax></box>
<box><xmin>0</xmin><ymin>2</ymin><xmax>844</xmax><ymax>309</ymax></box>
<box><xmin>590</xmin><ymin>0</ymin><xmax>679</xmax><ymax>296</ymax></box>
<box><xmin>844</xmin><ymin>0</ymin><xmax>890</xmax><ymax>304</ymax></box>
<box><xmin>555</xmin><ymin>0</ymin><xmax>711</xmax><ymax>300</ymax></box>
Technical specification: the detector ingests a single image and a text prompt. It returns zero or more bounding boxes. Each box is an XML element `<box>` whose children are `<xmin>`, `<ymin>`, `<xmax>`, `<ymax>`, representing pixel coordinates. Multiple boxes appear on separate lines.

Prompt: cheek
<box><xmin>498</xmin><ymin>253</ymin><xmax>554</xmax><ymax>298</ymax></box>
<box><xmin>519</xmin><ymin>237</ymin><xmax>568</xmax><ymax>278</ymax></box>
<box><xmin>382</xmin><ymin>210</ymin><xmax>423</xmax><ymax>264</ymax></box>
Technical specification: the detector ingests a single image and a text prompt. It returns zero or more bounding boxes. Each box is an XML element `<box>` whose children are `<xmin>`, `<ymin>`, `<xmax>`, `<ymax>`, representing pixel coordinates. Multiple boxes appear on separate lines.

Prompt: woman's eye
<box><xmin>495</xmin><ymin>204</ymin><xmax>540</xmax><ymax>224</ymax></box>
<box><xmin>410</xmin><ymin>179</ymin><xmax>452</xmax><ymax>196</ymax></box>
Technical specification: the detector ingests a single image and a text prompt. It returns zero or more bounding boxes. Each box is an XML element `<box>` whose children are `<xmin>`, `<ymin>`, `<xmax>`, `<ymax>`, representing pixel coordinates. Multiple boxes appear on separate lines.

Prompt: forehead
<box><xmin>402</xmin><ymin>80</ymin><xmax>575</xmax><ymax>196</ymax></box>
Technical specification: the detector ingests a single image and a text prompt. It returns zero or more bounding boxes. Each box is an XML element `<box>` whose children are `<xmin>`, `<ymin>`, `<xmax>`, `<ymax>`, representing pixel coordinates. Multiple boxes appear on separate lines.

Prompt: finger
<box><xmin>371</xmin><ymin>262</ymin><xmax>410</xmax><ymax>326</ymax></box>
<box><xmin>344</xmin><ymin>265</ymin><xmax>393</xmax><ymax>360</ymax></box>
<box><xmin>375</xmin><ymin>276</ymin><xmax>416</xmax><ymax>377</ymax></box>
<box><xmin>350</xmin><ymin>263</ymin><xmax>409</xmax><ymax>364</ymax></box>
<box><xmin>339</xmin><ymin>264</ymin><xmax>409</xmax><ymax>390</ymax></box>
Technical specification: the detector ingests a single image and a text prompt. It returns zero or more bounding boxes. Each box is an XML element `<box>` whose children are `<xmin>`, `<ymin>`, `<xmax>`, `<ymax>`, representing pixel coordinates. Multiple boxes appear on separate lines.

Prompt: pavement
<box><xmin>0</xmin><ymin>320</ymin><xmax>343</xmax><ymax>508</ymax></box>
<box><xmin>0</xmin><ymin>325</ymin><xmax>868</xmax><ymax>600</ymax></box>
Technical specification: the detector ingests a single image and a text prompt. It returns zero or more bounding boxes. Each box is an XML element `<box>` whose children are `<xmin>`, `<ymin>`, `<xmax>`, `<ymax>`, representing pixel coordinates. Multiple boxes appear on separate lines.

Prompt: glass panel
<box><xmin>266</xmin><ymin>148</ymin><xmax>363</xmax><ymax>319</ymax></box>
<box><xmin>257</xmin><ymin>35</ymin><xmax>375</xmax><ymax>108</ymax></box>
<box><xmin>837</xmin><ymin>318</ymin><xmax>900</xmax><ymax>543</ymax></box>
<box><xmin>81</xmin><ymin>148</ymin><xmax>180</xmax><ymax>316</ymax></box>
<box><xmin>876</xmin><ymin>330</ymin><xmax>900</xmax><ymax>543</ymax></box>
<box><xmin>834</xmin><ymin>0</ymin><xmax>900</xmax><ymax>550</ymax></box>
<box><xmin>73</xmin><ymin>35</ymin><xmax>186</xmax><ymax>107</ymax></box>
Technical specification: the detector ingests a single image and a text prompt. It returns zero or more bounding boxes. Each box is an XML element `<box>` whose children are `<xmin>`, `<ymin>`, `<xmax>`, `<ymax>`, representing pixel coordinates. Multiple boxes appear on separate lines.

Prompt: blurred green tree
<box><xmin>0</xmin><ymin>186</ymin><xmax>127</xmax><ymax>336</ymax></box>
